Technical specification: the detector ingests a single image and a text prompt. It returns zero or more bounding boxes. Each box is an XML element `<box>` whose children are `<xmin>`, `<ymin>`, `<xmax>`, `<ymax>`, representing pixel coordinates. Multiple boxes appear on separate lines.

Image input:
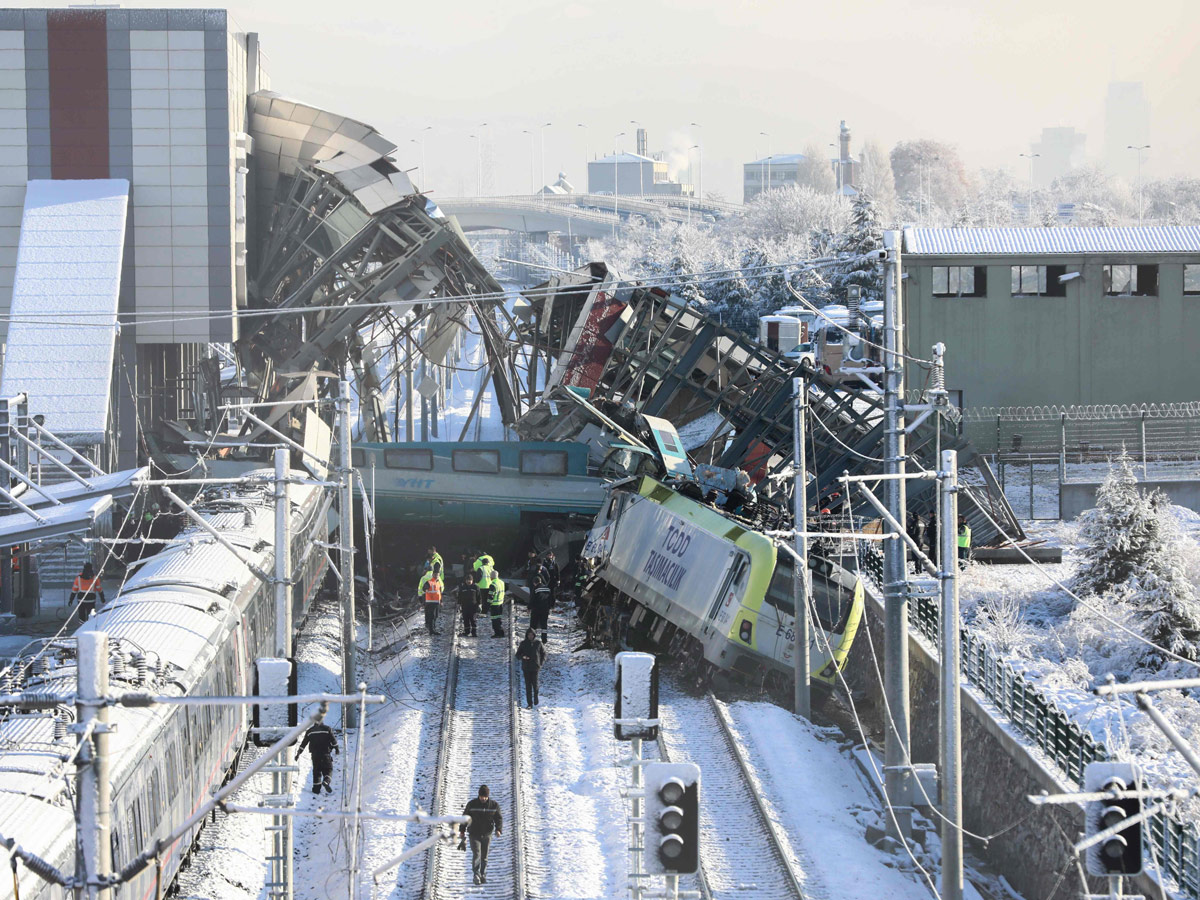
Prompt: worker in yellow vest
<box><xmin>488</xmin><ymin>574</ymin><xmax>506</xmax><ymax>638</ymax></box>
<box><xmin>419</xmin><ymin>570</ymin><xmax>444</xmax><ymax>634</ymax></box>
<box><xmin>957</xmin><ymin>517</ymin><xmax>972</xmax><ymax>570</ymax></box>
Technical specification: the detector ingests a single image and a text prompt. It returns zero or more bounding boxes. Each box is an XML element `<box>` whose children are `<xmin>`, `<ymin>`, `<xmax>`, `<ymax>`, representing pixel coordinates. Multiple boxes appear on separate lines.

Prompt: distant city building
<box><xmin>1104</xmin><ymin>82</ymin><xmax>1151</xmax><ymax>181</ymax></box>
<box><xmin>587</xmin><ymin>128</ymin><xmax>691</xmax><ymax>196</ymax></box>
<box><xmin>743</xmin><ymin>121</ymin><xmax>860</xmax><ymax>203</ymax></box>
<box><xmin>1030</xmin><ymin>126</ymin><xmax>1087</xmax><ymax>187</ymax></box>
<box><xmin>743</xmin><ymin>153</ymin><xmax>805</xmax><ymax>203</ymax></box>
<box><xmin>830</xmin><ymin>120</ymin><xmax>860</xmax><ymax>196</ymax></box>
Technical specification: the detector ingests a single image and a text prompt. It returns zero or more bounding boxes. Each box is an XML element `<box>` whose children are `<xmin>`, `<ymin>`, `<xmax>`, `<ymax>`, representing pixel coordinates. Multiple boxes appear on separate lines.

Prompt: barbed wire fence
<box><xmin>956</xmin><ymin>403</ymin><xmax>1200</xmax><ymax>520</ymax></box>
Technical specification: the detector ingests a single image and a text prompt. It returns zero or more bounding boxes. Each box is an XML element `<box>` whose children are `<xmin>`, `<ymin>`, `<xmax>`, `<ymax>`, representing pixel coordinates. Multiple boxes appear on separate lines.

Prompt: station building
<box><xmin>0</xmin><ymin>7</ymin><xmax>266</xmax><ymax>465</ymax></box>
<box><xmin>901</xmin><ymin>226</ymin><xmax>1200</xmax><ymax>410</ymax></box>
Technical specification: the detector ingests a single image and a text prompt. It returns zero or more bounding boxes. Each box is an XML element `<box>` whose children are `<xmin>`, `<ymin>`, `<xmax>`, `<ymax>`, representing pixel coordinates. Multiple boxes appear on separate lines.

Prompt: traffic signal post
<box><xmin>614</xmin><ymin>653</ymin><xmax>701</xmax><ymax>900</ymax></box>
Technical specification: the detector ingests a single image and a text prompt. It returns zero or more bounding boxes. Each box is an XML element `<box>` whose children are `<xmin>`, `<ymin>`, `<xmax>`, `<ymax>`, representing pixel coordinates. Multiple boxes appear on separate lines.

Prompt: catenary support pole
<box><xmin>271</xmin><ymin>448</ymin><xmax>294</xmax><ymax>900</ymax></box>
<box><xmin>339</xmin><ymin>381</ymin><xmax>358</xmax><ymax>729</ymax></box>
<box><xmin>882</xmin><ymin>230</ymin><xmax>913</xmax><ymax>838</ymax></box>
<box><xmin>792</xmin><ymin>377</ymin><xmax>811</xmax><ymax>718</ymax></box>
<box><xmin>76</xmin><ymin>631</ymin><xmax>112</xmax><ymax>900</ymax></box>
<box><xmin>939</xmin><ymin>450</ymin><xmax>963</xmax><ymax>900</ymax></box>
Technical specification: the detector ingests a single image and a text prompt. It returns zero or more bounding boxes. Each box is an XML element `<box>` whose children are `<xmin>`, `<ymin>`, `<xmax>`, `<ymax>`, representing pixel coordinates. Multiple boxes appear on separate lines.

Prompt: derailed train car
<box><xmin>583</xmin><ymin>476</ymin><xmax>864</xmax><ymax>690</ymax></box>
<box><xmin>0</xmin><ymin>471</ymin><xmax>331</xmax><ymax>899</ymax></box>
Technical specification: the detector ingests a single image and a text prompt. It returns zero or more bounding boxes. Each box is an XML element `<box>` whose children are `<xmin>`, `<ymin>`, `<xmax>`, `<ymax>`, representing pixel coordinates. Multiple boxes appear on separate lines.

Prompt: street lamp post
<box><xmin>540</xmin><ymin>121</ymin><xmax>552</xmax><ymax>203</ymax></box>
<box><xmin>690</xmin><ymin>122</ymin><xmax>703</xmax><ymax>202</ymax></box>
<box><xmin>522</xmin><ymin>129</ymin><xmax>535</xmax><ymax>195</ymax></box>
<box><xmin>477</xmin><ymin>122</ymin><xmax>488</xmax><ymax>195</ymax></box>
<box><xmin>577</xmin><ymin>123</ymin><xmax>589</xmax><ymax>190</ymax></box>
<box><xmin>1018</xmin><ymin>152</ymin><xmax>1040</xmax><ymax>225</ymax></box>
<box><xmin>469</xmin><ymin>133</ymin><xmax>482</xmax><ymax>196</ymax></box>
<box><xmin>1127</xmin><ymin>144</ymin><xmax>1150</xmax><ymax>225</ymax></box>
<box><xmin>613</xmin><ymin>131</ymin><xmax>626</xmax><ymax>237</ymax></box>
<box><xmin>760</xmin><ymin>131</ymin><xmax>771</xmax><ymax>198</ymax></box>
<box><xmin>689</xmin><ymin>144</ymin><xmax>701</xmax><ymax>213</ymax></box>
<box><xmin>630</xmin><ymin>120</ymin><xmax>644</xmax><ymax>197</ymax></box>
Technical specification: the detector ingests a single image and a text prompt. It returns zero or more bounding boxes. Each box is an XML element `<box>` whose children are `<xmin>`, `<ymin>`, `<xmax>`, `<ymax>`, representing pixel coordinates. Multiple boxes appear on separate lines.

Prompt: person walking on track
<box><xmin>457</xmin><ymin>573</ymin><xmax>481</xmax><ymax>637</ymax></box>
<box><xmin>488</xmin><ymin>574</ymin><xmax>506</xmax><ymax>638</ymax></box>
<box><xmin>70</xmin><ymin>561</ymin><xmax>105</xmax><ymax>621</ymax></box>
<box><xmin>516</xmin><ymin>627</ymin><xmax>546</xmax><ymax>708</ymax></box>
<box><xmin>543</xmin><ymin>551</ymin><xmax>560</xmax><ymax>607</ymax></box>
<box><xmin>529</xmin><ymin>573</ymin><xmax>552</xmax><ymax>644</ymax></box>
<box><xmin>459</xmin><ymin>784</ymin><xmax>502</xmax><ymax>885</ymax></box>
<box><xmin>297</xmin><ymin>721</ymin><xmax>339</xmax><ymax>795</ymax></box>
<box><xmin>418</xmin><ymin>569</ymin><xmax>444</xmax><ymax>634</ymax></box>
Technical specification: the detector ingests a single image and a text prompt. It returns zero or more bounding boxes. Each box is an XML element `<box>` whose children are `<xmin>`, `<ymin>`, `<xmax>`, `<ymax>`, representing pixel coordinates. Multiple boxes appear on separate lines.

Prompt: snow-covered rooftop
<box><xmin>904</xmin><ymin>226</ymin><xmax>1200</xmax><ymax>256</ymax></box>
<box><xmin>590</xmin><ymin>152</ymin><xmax>654</xmax><ymax>164</ymax></box>
<box><xmin>0</xmin><ymin>179</ymin><xmax>128</xmax><ymax>439</ymax></box>
<box><xmin>745</xmin><ymin>153</ymin><xmax>806</xmax><ymax>166</ymax></box>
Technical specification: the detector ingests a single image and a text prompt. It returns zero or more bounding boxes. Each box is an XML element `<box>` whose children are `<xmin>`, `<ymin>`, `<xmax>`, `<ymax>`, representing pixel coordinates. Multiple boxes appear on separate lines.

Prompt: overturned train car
<box><xmin>583</xmin><ymin>477</ymin><xmax>863</xmax><ymax>689</ymax></box>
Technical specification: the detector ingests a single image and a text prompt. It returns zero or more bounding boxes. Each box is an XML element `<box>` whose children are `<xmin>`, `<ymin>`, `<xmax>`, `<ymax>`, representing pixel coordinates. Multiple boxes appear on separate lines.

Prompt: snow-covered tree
<box><xmin>796</xmin><ymin>143</ymin><xmax>836</xmax><ymax>193</ymax></box>
<box><xmin>829</xmin><ymin>192</ymin><xmax>884</xmax><ymax>305</ymax></box>
<box><xmin>857</xmin><ymin>140</ymin><xmax>897</xmax><ymax>222</ymax></box>
<box><xmin>1073</xmin><ymin>451</ymin><xmax>1200</xmax><ymax>664</ymax></box>
<box><xmin>1073</xmin><ymin>452</ymin><xmax>1166</xmax><ymax>597</ymax></box>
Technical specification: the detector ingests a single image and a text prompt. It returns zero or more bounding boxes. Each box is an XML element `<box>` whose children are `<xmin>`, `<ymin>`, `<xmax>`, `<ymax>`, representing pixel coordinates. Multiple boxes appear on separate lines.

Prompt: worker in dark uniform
<box><xmin>69</xmin><ymin>562</ymin><xmax>105</xmax><ymax>621</ymax></box>
<box><xmin>516</xmin><ymin>627</ymin><xmax>547</xmax><ymax>708</ymax></box>
<box><xmin>459</xmin><ymin>784</ymin><xmax>502</xmax><ymax>885</ymax></box>
<box><xmin>529</xmin><ymin>573</ymin><xmax>552</xmax><ymax>645</ymax></box>
<box><xmin>543</xmin><ymin>551</ymin><xmax>560</xmax><ymax>607</ymax></box>
<box><xmin>926</xmin><ymin>512</ymin><xmax>938</xmax><ymax>566</ymax></box>
<box><xmin>523</xmin><ymin>549</ymin><xmax>540</xmax><ymax>589</ymax></box>
<box><xmin>907</xmin><ymin>514</ymin><xmax>925</xmax><ymax>573</ymax></box>
<box><xmin>457</xmin><ymin>573</ymin><xmax>481</xmax><ymax>637</ymax></box>
<box><xmin>297</xmin><ymin>721</ymin><xmax>339</xmax><ymax>795</ymax></box>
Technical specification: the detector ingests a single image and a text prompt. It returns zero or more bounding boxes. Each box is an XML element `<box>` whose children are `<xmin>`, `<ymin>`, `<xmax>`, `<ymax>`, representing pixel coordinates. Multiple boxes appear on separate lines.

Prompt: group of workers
<box><xmin>906</xmin><ymin>513</ymin><xmax>972</xmax><ymax>571</ymax></box>
<box><xmin>416</xmin><ymin>546</ymin><xmax>511</xmax><ymax>638</ymax></box>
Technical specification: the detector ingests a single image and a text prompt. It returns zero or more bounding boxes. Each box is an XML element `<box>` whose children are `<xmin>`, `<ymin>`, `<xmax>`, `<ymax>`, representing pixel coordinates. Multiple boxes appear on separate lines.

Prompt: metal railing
<box><xmin>854</xmin><ymin>543</ymin><xmax>1200</xmax><ymax>898</ymax></box>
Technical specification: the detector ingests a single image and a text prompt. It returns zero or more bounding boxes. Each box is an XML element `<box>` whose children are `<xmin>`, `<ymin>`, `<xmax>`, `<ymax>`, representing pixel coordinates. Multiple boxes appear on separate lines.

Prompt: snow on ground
<box><xmin>959</xmin><ymin>504</ymin><xmax>1200</xmax><ymax>822</ymax></box>
<box><xmin>724</xmin><ymin>701</ymin><xmax>936</xmax><ymax>900</ymax></box>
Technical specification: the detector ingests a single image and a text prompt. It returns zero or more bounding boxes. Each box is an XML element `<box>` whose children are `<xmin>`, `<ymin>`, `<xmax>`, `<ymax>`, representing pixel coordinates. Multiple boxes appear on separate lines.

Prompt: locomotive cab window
<box><xmin>383</xmin><ymin>448</ymin><xmax>433</xmax><ymax>470</ymax></box>
<box><xmin>452</xmin><ymin>449</ymin><xmax>501</xmax><ymax>474</ymax></box>
<box><xmin>519</xmin><ymin>450</ymin><xmax>568</xmax><ymax>476</ymax></box>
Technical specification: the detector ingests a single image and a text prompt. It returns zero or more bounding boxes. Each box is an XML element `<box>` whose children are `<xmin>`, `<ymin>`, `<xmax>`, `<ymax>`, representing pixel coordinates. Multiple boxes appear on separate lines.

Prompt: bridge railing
<box><xmin>854</xmin><ymin>542</ymin><xmax>1200</xmax><ymax>898</ymax></box>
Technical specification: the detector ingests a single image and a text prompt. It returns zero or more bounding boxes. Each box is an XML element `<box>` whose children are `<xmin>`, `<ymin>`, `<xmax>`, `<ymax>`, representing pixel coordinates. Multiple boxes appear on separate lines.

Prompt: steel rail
<box><xmin>708</xmin><ymin>694</ymin><xmax>806</xmax><ymax>900</ymax></box>
<box><xmin>421</xmin><ymin>621</ymin><xmax>460</xmax><ymax>900</ymax></box>
<box><xmin>654</xmin><ymin>725</ymin><xmax>715</xmax><ymax>900</ymax></box>
<box><xmin>507</xmin><ymin>601</ymin><xmax>527</xmax><ymax>900</ymax></box>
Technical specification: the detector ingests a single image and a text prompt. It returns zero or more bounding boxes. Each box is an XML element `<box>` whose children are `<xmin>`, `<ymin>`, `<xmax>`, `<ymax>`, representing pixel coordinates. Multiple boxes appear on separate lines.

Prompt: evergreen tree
<box><xmin>1072</xmin><ymin>451</ymin><xmax>1164</xmax><ymax>597</ymax></box>
<box><xmin>830</xmin><ymin>192</ymin><xmax>884</xmax><ymax>305</ymax></box>
<box><xmin>1072</xmin><ymin>451</ymin><xmax>1200</xmax><ymax>664</ymax></box>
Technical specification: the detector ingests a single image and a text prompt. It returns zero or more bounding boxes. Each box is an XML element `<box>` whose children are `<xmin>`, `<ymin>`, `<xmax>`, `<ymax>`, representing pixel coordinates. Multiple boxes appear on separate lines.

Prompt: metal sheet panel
<box><xmin>903</xmin><ymin>225</ymin><xmax>1200</xmax><ymax>256</ymax></box>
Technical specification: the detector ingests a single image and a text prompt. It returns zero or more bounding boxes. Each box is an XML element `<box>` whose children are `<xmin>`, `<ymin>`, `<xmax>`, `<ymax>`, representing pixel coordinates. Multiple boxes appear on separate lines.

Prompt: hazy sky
<box><xmin>21</xmin><ymin>0</ymin><xmax>1200</xmax><ymax>199</ymax></box>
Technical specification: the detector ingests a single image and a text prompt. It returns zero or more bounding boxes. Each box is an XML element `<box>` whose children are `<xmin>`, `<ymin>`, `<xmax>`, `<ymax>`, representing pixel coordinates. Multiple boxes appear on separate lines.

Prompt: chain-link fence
<box><xmin>854</xmin><ymin>543</ymin><xmax>1200</xmax><ymax>898</ymax></box>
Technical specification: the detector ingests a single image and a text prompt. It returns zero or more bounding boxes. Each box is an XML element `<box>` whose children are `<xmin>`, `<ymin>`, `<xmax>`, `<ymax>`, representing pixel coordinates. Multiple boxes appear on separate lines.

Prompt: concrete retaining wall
<box><xmin>842</xmin><ymin>588</ymin><xmax>1171</xmax><ymax>900</ymax></box>
<box><xmin>1060</xmin><ymin>478</ymin><xmax>1200</xmax><ymax>520</ymax></box>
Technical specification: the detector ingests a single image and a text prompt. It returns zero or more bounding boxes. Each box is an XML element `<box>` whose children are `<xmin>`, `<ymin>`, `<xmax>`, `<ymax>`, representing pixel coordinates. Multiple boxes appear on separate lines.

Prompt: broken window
<box><xmin>931</xmin><ymin>266</ymin><xmax>986</xmax><ymax>298</ymax></box>
<box><xmin>1011</xmin><ymin>264</ymin><xmax>1067</xmax><ymax>297</ymax></box>
<box><xmin>1186</xmin><ymin>264</ymin><xmax>1200</xmax><ymax>295</ymax></box>
<box><xmin>1104</xmin><ymin>264</ymin><xmax>1158</xmax><ymax>297</ymax></box>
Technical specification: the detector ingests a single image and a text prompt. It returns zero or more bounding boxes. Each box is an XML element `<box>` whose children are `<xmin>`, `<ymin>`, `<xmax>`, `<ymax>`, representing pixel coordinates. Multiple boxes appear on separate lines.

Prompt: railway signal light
<box><xmin>643</xmin><ymin>762</ymin><xmax>700</xmax><ymax>875</ymax></box>
<box><xmin>1084</xmin><ymin>762</ymin><xmax>1143</xmax><ymax>877</ymax></box>
<box><xmin>614</xmin><ymin>651</ymin><xmax>658</xmax><ymax>741</ymax></box>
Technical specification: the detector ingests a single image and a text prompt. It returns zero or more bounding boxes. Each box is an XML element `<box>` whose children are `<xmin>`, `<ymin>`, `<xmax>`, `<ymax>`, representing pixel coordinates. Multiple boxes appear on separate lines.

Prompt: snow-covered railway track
<box><xmin>657</xmin><ymin>689</ymin><xmax>805</xmax><ymax>900</ymax></box>
<box><xmin>424</xmin><ymin>604</ymin><xmax>525</xmax><ymax>900</ymax></box>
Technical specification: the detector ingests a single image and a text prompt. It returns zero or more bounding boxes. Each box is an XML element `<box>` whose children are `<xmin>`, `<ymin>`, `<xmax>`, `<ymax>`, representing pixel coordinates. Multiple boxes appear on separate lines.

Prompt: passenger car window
<box><xmin>452</xmin><ymin>449</ymin><xmax>501</xmax><ymax>474</ymax></box>
<box><xmin>383</xmin><ymin>449</ymin><xmax>434</xmax><ymax>470</ymax></box>
<box><xmin>519</xmin><ymin>450</ymin><xmax>568</xmax><ymax>476</ymax></box>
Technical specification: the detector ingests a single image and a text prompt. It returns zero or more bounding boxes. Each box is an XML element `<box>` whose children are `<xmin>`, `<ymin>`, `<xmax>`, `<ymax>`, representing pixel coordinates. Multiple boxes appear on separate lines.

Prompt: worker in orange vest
<box><xmin>70</xmin><ymin>561</ymin><xmax>105</xmax><ymax>621</ymax></box>
<box><xmin>418</xmin><ymin>569</ymin><xmax>444</xmax><ymax>635</ymax></box>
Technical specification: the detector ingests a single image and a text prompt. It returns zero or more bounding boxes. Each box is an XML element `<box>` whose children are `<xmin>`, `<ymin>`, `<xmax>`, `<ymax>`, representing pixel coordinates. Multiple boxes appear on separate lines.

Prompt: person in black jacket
<box><xmin>523</xmin><ymin>549</ymin><xmax>540</xmax><ymax>589</ymax></box>
<box><xmin>543</xmin><ymin>551</ymin><xmax>560</xmax><ymax>607</ymax></box>
<box><xmin>529</xmin><ymin>575</ymin><xmax>552</xmax><ymax>645</ymax></box>
<box><xmin>457</xmin><ymin>574</ymin><xmax>481</xmax><ymax>637</ymax></box>
<box><xmin>926</xmin><ymin>512</ymin><xmax>939</xmax><ymax>566</ymax></box>
<box><xmin>515</xmin><ymin>627</ymin><xmax>547</xmax><ymax>708</ymax></box>
<box><xmin>297</xmin><ymin>721</ymin><xmax>339</xmax><ymax>795</ymax></box>
<box><xmin>459</xmin><ymin>784</ymin><xmax>502</xmax><ymax>884</ymax></box>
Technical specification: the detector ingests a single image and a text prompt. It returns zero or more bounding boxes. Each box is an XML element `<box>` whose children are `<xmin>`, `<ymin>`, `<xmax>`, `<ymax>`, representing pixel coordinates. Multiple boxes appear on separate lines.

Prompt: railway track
<box><xmin>423</xmin><ymin>603</ymin><xmax>526</xmax><ymax>900</ymax></box>
<box><xmin>657</xmin><ymin>689</ymin><xmax>807</xmax><ymax>900</ymax></box>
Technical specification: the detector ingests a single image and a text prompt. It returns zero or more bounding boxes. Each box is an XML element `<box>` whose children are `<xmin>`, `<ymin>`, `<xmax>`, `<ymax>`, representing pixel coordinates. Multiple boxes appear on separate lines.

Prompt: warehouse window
<box><xmin>452</xmin><ymin>449</ymin><xmax>501</xmax><ymax>474</ymax></box>
<box><xmin>1010</xmin><ymin>265</ymin><xmax>1067</xmax><ymax>297</ymax></box>
<box><xmin>931</xmin><ymin>266</ymin><xmax>987</xmax><ymax>298</ymax></box>
<box><xmin>1104</xmin><ymin>264</ymin><xmax>1158</xmax><ymax>297</ymax></box>
<box><xmin>1185</xmin><ymin>264</ymin><xmax>1200</xmax><ymax>295</ymax></box>
<box><xmin>383</xmin><ymin>448</ymin><xmax>433</xmax><ymax>470</ymax></box>
<box><xmin>520</xmin><ymin>450</ymin><xmax>568</xmax><ymax>476</ymax></box>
